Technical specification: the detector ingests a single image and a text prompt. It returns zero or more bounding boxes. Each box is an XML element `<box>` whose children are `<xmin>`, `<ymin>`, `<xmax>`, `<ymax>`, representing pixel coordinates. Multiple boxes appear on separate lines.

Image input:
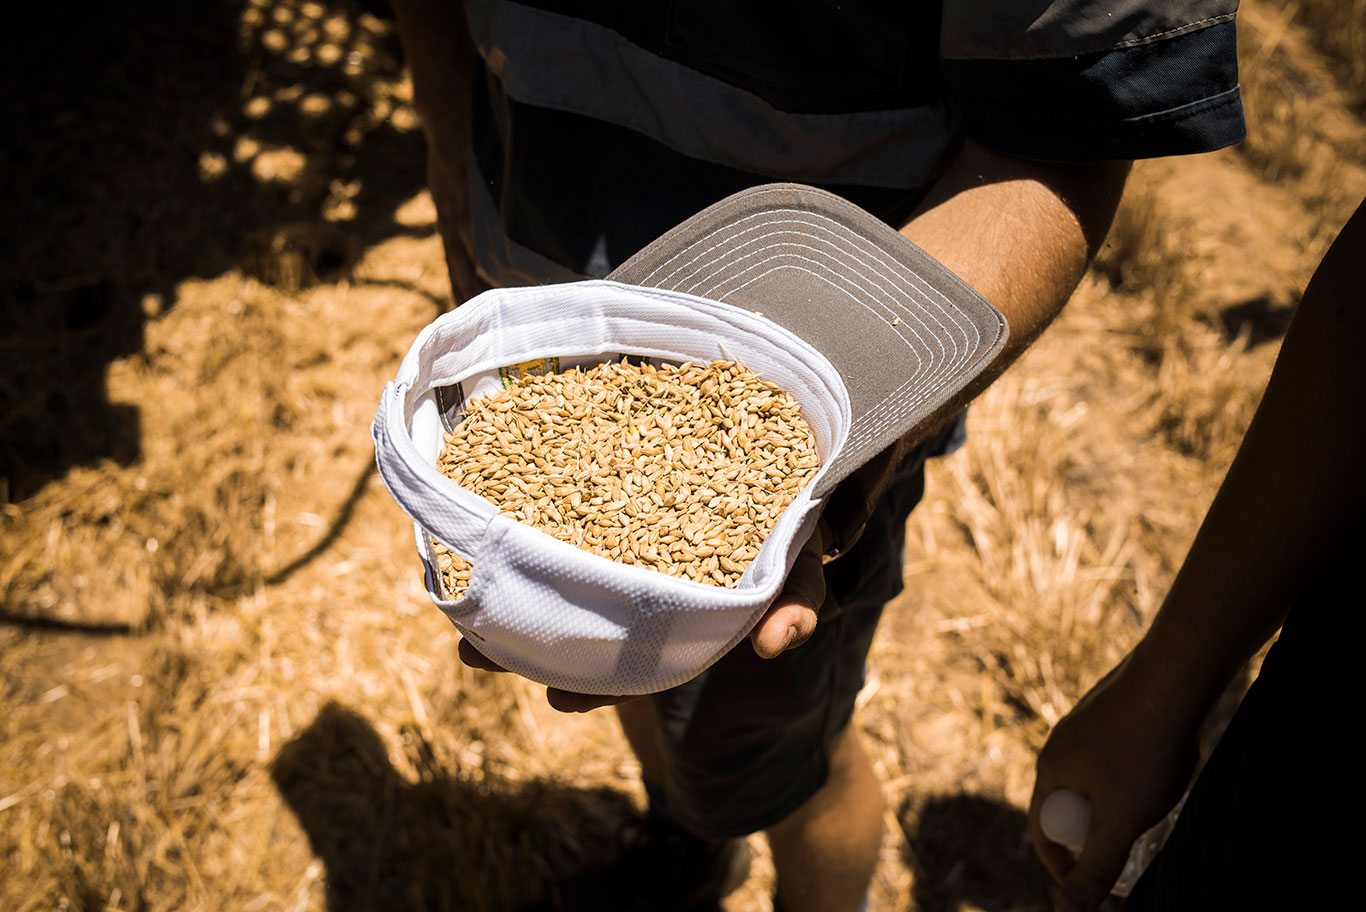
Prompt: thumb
<box><xmin>1055</xmin><ymin>832</ymin><xmax>1131</xmax><ymax>912</ymax></box>
<box><xmin>751</xmin><ymin>525</ymin><xmax>825</xmax><ymax>658</ymax></box>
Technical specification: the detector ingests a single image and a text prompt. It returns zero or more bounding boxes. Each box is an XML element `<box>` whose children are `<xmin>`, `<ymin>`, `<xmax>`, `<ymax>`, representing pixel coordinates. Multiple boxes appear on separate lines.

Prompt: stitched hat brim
<box><xmin>609</xmin><ymin>183</ymin><xmax>1008</xmax><ymax>495</ymax></box>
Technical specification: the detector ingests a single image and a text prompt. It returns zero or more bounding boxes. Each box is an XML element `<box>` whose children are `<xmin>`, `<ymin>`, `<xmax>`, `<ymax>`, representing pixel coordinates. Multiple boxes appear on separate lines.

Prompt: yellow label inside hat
<box><xmin>498</xmin><ymin>356</ymin><xmax>561</xmax><ymax>388</ymax></box>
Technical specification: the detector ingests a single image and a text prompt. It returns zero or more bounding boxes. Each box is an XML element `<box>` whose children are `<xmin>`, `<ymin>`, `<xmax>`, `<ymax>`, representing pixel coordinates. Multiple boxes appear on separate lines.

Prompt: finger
<box><xmin>751</xmin><ymin>527</ymin><xmax>826</xmax><ymax>659</ymax></box>
<box><xmin>1054</xmin><ymin>831</ymin><xmax>1132</xmax><ymax>912</ymax></box>
<box><xmin>1027</xmin><ymin>775</ymin><xmax>1081</xmax><ymax>884</ymax></box>
<box><xmin>751</xmin><ymin>601</ymin><xmax>819</xmax><ymax>658</ymax></box>
<box><xmin>457</xmin><ymin>637</ymin><xmax>507</xmax><ymax>673</ymax></box>
<box><xmin>1033</xmin><ymin>828</ymin><xmax>1077</xmax><ymax>886</ymax></box>
<box><xmin>1026</xmin><ymin>778</ymin><xmax>1076</xmax><ymax>884</ymax></box>
<box><xmin>545</xmin><ymin>689</ymin><xmax>637</xmax><ymax>714</ymax></box>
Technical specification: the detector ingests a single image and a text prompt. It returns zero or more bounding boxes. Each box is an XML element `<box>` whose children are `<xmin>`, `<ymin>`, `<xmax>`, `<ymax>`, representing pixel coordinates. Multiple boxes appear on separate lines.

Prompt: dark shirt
<box><xmin>462</xmin><ymin>0</ymin><xmax>1245</xmax><ymax>283</ymax></box>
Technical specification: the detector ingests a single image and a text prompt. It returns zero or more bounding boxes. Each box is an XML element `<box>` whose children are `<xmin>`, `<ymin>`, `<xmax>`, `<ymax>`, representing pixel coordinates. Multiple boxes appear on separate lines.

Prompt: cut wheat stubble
<box><xmin>431</xmin><ymin>359</ymin><xmax>822</xmax><ymax>599</ymax></box>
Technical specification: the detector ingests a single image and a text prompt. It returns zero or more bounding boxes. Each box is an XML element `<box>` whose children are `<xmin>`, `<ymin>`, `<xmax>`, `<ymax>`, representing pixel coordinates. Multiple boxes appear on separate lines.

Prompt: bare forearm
<box><xmin>391</xmin><ymin>0</ymin><xmax>476</xmax><ymax>136</ymax></box>
<box><xmin>824</xmin><ymin>143</ymin><xmax>1128</xmax><ymax>545</ymax></box>
<box><xmin>392</xmin><ymin>0</ymin><xmax>483</xmax><ymax>301</ymax></box>
<box><xmin>1127</xmin><ymin>201</ymin><xmax>1366</xmax><ymax>727</ymax></box>
<box><xmin>901</xmin><ymin>141</ymin><xmax>1130</xmax><ymax>368</ymax></box>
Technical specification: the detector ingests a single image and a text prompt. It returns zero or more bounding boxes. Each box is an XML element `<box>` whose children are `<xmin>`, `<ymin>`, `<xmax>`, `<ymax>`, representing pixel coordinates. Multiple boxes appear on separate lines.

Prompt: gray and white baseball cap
<box><xmin>373</xmin><ymin>183</ymin><xmax>1006</xmax><ymax>695</ymax></box>
<box><xmin>609</xmin><ymin>182</ymin><xmax>1007</xmax><ymax>497</ymax></box>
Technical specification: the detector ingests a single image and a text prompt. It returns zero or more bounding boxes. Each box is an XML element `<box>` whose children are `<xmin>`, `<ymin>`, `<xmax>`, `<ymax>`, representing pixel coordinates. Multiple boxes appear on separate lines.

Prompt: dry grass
<box><xmin>1236</xmin><ymin>1</ymin><xmax>1366</xmax><ymax>217</ymax></box>
<box><xmin>1</xmin><ymin>1</ymin><xmax>1362</xmax><ymax>910</ymax></box>
<box><xmin>1295</xmin><ymin>0</ymin><xmax>1366</xmax><ymax>106</ymax></box>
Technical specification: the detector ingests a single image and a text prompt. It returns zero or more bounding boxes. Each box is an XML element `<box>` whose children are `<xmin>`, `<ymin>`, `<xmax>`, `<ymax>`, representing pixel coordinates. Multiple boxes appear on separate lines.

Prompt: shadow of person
<box><xmin>1</xmin><ymin>0</ymin><xmax>436</xmax><ymax>502</ymax></box>
<box><xmin>899</xmin><ymin>793</ymin><xmax>1055</xmax><ymax>912</ymax></box>
<box><xmin>272</xmin><ymin>701</ymin><xmax>725</xmax><ymax>912</ymax></box>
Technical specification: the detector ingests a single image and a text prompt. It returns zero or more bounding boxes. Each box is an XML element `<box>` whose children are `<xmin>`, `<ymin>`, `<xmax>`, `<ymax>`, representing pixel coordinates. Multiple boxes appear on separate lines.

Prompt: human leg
<box><xmin>767</xmin><ymin>723</ymin><xmax>884</xmax><ymax>912</ymax></box>
<box><xmin>618</xmin><ymin>423</ymin><xmax>955</xmax><ymax>907</ymax></box>
<box><xmin>630</xmin><ymin>466</ymin><xmax>920</xmax><ymax>909</ymax></box>
<box><xmin>620</xmin><ymin>697</ymin><xmax>882</xmax><ymax>912</ymax></box>
<box><xmin>616</xmin><ymin>698</ymin><xmax>666</xmax><ymax>789</ymax></box>
<box><xmin>616</xmin><ymin>699</ymin><xmax>753</xmax><ymax>905</ymax></box>
<box><xmin>389</xmin><ymin>0</ymin><xmax>486</xmax><ymax>303</ymax></box>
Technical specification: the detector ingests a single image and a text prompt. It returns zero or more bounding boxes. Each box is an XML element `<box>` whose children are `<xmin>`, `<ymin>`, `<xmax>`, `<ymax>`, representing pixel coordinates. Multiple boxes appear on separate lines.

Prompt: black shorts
<box><xmin>647</xmin><ymin>420</ymin><xmax>963</xmax><ymax>838</ymax></box>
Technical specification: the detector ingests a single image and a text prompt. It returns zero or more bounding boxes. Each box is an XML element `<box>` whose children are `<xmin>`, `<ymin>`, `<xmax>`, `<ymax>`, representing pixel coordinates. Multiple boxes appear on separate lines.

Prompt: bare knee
<box><xmin>766</xmin><ymin>726</ymin><xmax>885</xmax><ymax>912</ymax></box>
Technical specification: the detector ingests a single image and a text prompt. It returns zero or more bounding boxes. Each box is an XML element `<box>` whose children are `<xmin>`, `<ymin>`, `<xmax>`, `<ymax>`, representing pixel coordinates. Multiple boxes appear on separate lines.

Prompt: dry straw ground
<box><xmin>2</xmin><ymin>2</ymin><xmax>1362</xmax><ymax>910</ymax></box>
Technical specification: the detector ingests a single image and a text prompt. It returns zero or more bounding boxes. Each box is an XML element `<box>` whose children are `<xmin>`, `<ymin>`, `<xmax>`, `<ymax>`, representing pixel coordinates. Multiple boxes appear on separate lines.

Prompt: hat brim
<box><xmin>609</xmin><ymin>182</ymin><xmax>1007</xmax><ymax>495</ymax></box>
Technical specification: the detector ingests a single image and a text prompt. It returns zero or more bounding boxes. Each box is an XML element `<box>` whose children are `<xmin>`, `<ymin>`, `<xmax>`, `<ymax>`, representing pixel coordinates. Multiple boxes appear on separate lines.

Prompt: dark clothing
<box><xmin>650</xmin><ymin>416</ymin><xmax>963</xmax><ymax>837</ymax></box>
<box><xmin>401</xmin><ymin>0</ymin><xmax>1248</xmax><ymax>838</ymax></box>
<box><xmin>1124</xmin><ymin>546</ymin><xmax>1353</xmax><ymax>910</ymax></box>
<box><xmin>463</xmin><ymin>0</ymin><xmax>1245</xmax><ymax>284</ymax></box>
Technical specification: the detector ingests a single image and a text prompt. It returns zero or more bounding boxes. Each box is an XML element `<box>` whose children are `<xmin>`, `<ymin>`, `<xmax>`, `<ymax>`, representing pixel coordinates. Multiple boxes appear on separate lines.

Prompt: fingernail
<box><xmin>784</xmin><ymin>625</ymin><xmax>799</xmax><ymax>648</ymax></box>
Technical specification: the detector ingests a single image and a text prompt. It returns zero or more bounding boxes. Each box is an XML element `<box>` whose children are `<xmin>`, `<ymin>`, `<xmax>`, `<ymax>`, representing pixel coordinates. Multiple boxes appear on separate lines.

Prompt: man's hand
<box><xmin>749</xmin><ymin>519</ymin><xmax>825</xmax><ymax>658</ymax></box>
<box><xmin>1027</xmin><ymin>653</ymin><xmax>1200</xmax><ymax>912</ymax></box>
<box><xmin>456</xmin><ymin>523</ymin><xmax>828</xmax><ymax>713</ymax></box>
<box><xmin>455</xmin><ymin>636</ymin><xmax>624</xmax><ymax>713</ymax></box>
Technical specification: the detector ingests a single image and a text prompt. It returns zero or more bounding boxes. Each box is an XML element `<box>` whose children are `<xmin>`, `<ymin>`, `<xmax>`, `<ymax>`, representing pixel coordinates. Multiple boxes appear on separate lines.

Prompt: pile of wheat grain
<box><xmin>432</xmin><ymin>359</ymin><xmax>821</xmax><ymax>596</ymax></box>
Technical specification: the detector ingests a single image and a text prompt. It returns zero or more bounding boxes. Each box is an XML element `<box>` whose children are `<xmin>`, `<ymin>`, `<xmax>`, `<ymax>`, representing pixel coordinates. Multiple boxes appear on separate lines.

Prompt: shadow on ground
<box><xmin>1215</xmin><ymin>294</ymin><xmax>1298</xmax><ymax>348</ymax></box>
<box><xmin>900</xmin><ymin>793</ymin><xmax>1055</xmax><ymax>912</ymax></box>
<box><xmin>273</xmin><ymin>702</ymin><xmax>731</xmax><ymax>912</ymax></box>
<box><xmin>0</xmin><ymin>0</ymin><xmax>433</xmax><ymax>501</ymax></box>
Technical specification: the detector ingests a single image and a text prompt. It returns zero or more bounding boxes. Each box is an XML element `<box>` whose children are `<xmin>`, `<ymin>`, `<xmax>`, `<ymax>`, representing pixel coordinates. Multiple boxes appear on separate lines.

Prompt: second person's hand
<box><xmin>1027</xmin><ymin>651</ymin><xmax>1201</xmax><ymax>912</ymax></box>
